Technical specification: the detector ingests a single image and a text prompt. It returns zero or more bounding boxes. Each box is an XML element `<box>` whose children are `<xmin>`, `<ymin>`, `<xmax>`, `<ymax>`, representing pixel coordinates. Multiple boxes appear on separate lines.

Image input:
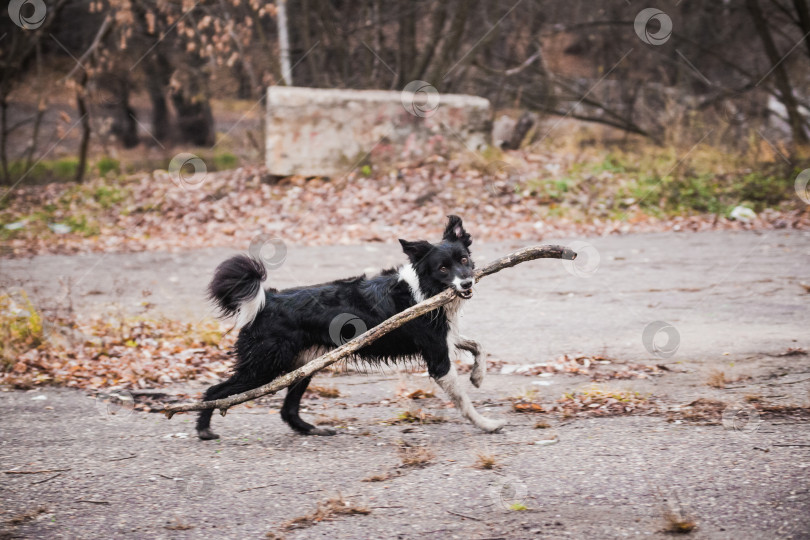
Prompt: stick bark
<box><xmin>164</xmin><ymin>244</ymin><xmax>576</xmax><ymax>419</ymax></box>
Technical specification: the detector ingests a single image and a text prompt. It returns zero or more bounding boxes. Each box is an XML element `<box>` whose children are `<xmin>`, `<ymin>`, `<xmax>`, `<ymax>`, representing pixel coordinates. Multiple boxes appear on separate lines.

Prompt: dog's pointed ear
<box><xmin>399</xmin><ymin>239</ymin><xmax>433</xmax><ymax>262</ymax></box>
<box><xmin>442</xmin><ymin>215</ymin><xmax>472</xmax><ymax>248</ymax></box>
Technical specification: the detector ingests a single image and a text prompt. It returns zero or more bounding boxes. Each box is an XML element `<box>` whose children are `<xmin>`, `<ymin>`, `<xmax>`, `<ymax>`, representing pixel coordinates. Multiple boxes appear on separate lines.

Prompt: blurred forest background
<box><xmin>1</xmin><ymin>0</ymin><xmax>809</xmax><ymax>254</ymax></box>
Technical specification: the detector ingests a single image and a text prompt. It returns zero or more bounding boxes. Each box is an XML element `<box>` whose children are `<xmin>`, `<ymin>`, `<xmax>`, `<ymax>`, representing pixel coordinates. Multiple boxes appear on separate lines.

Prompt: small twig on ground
<box><xmin>446</xmin><ymin>509</ymin><xmax>483</xmax><ymax>522</ymax></box>
<box><xmin>107</xmin><ymin>454</ymin><xmax>137</xmax><ymax>462</ymax></box>
<box><xmin>164</xmin><ymin>244</ymin><xmax>576</xmax><ymax>418</ymax></box>
<box><xmin>238</xmin><ymin>484</ymin><xmax>277</xmax><ymax>493</ymax></box>
<box><xmin>4</xmin><ymin>468</ymin><xmax>71</xmax><ymax>475</ymax></box>
<box><xmin>772</xmin><ymin>443</ymin><xmax>810</xmax><ymax>447</ymax></box>
<box><xmin>31</xmin><ymin>473</ymin><xmax>61</xmax><ymax>485</ymax></box>
<box><xmin>76</xmin><ymin>500</ymin><xmax>110</xmax><ymax>505</ymax></box>
<box><xmin>767</xmin><ymin>377</ymin><xmax>810</xmax><ymax>386</ymax></box>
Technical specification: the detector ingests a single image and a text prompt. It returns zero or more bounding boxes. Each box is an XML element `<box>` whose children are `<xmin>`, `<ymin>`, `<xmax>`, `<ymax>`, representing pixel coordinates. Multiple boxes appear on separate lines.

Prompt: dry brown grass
<box><xmin>474</xmin><ymin>451</ymin><xmax>499</xmax><ymax>470</ymax></box>
<box><xmin>280</xmin><ymin>494</ymin><xmax>370</xmax><ymax>531</ymax></box>
<box><xmin>667</xmin><ymin>398</ymin><xmax>727</xmax><ymax>425</ymax></box>
<box><xmin>388</xmin><ymin>408</ymin><xmax>446</xmax><ymax>425</ymax></box>
<box><xmin>706</xmin><ymin>369</ymin><xmax>728</xmax><ymax>389</ymax></box>
<box><xmin>308</xmin><ymin>385</ymin><xmax>341</xmax><ymax>398</ymax></box>
<box><xmin>662</xmin><ymin>506</ymin><xmax>697</xmax><ymax>534</ymax></box>
<box><xmin>7</xmin><ymin>506</ymin><xmax>48</xmax><ymax>526</ymax></box>
<box><xmin>361</xmin><ymin>471</ymin><xmax>398</xmax><ymax>482</ymax></box>
<box><xmin>398</xmin><ymin>445</ymin><xmax>435</xmax><ymax>467</ymax></box>
<box><xmin>706</xmin><ymin>368</ymin><xmax>750</xmax><ymax>389</ymax></box>
<box><xmin>164</xmin><ymin>516</ymin><xmax>195</xmax><ymax>531</ymax></box>
<box><xmin>394</xmin><ymin>378</ymin><xmax>437</xmax><ymax>400</ymax></box>
<box><xmin>314</xmin><ymin>414</ymin><xmax>356</xmax><ymax>426</ymax></box>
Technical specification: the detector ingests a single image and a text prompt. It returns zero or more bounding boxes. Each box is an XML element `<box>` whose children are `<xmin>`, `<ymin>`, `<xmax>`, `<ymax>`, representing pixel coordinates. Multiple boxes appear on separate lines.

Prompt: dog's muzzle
<box><xmin>456</xmin><ymin>279</ymin><xmax>474</xmax><ymax>299</ymax></box>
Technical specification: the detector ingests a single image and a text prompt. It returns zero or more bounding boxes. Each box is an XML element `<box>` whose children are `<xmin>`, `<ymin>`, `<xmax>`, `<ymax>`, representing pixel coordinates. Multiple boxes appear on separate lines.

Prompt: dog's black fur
<box><xmin>197</xmin><ymin>215</ymin><xmax>497</xmax><ymax>440</ymax></box>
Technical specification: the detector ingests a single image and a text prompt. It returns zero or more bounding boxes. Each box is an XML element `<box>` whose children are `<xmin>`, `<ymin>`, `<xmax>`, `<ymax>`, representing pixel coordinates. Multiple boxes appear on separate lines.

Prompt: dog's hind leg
<box><xmin>280</xmin><ymin>376</ymin><xmax>336</xmax><ymax>436</ymax></box>
<box><xmin>427</xmin><ymin>350</ymin><xmax>505</xmax><ymax>433</ymax></box>
<box><xmin>457</xmin><ymin>336</ymin><xmax>485</xmax><ymax>388</ymax></box>
<box><xmin>196</xmin><ymin>375</ymin><xmax>263</xmax><ymax>440</ymax></box>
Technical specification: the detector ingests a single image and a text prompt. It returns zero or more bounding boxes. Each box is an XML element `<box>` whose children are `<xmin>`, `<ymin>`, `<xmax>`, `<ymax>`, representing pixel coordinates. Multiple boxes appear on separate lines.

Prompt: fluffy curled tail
<box><xmin>208</xmin><ymin>255</ymin><xmax>267</xmax><ymax>328</ymax></box>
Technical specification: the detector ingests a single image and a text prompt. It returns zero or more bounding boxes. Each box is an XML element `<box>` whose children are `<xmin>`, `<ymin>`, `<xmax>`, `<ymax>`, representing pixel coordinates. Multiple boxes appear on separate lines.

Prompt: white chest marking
<box><xmin>397</xmin><ymin>264</ymin><xmax>426</xmax><ymax>303</ymax></box>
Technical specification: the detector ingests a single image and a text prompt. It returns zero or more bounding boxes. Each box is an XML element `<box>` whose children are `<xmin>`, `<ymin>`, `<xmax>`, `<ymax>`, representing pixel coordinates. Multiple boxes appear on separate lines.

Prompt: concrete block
<box><xmin>265</xmin><ymin>85</ymin><xmax>491</xmax><ymax>177</ymax></box>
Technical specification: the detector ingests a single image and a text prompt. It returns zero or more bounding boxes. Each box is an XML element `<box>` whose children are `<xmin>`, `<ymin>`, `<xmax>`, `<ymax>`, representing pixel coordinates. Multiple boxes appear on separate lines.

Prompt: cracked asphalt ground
<box><xmin>2</xmin><ymin>230</ymin><xmax>809</xmax><ymax>539</ymax></box>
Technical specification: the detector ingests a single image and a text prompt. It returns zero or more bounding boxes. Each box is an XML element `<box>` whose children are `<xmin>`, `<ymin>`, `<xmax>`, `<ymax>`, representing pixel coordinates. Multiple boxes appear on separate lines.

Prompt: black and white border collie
<box><xmin>197</xmin><ymin>215</ymin><xmax>505</xmax><ymax>440</ymax></box>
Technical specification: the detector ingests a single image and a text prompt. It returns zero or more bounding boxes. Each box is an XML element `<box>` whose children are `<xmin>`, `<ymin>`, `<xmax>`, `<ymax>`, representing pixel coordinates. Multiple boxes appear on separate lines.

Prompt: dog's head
<box><xmin>399</xmin><ymin>215</ymin><xmax>475</xmax><ymax>299</ymax></box>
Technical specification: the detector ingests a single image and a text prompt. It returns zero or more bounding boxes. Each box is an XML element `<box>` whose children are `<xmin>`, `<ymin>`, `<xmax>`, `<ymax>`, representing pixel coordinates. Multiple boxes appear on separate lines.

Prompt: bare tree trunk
<box><xmin>300</xmin><ymin>0</ymin><xmax>326</xmax><ymax>86</ymax></box>
<box><xmin>23</xmin><ymin>41</ymin><xmax>44</xmax><ymax>172</ymax></box>
<box><xmin>277</xmin><ymin>0</ymin><xmax>293</xmax><ymax>85</ymax></box>
<box><xmin>747</xmin><ymin>0</ymin><xmax>809</xmax><ymax>145</ymax></box>
<box><xmin>75</xmin><ymin>73</ymin><xmax>91</xmax><ymax>183</ymax></box>
<box><xmin>170</xmin><ymin>69</ymin><xmax>215</xmax><ymax>146</ymax></box>
<box><xmin>427</xmin><ymin>0</ymin><xmax>470</xmax><ymax>86</ymax></box>
<box><xmin>397</xmin><ymin>2</ymin><xmax>416</xmax><ymax>88</ymax></box>
<box><xmin>144</xmin><ymin>55</ymin><xmax>172</xmax><ymax>145</ymax></box>
<box><xmin>412</xmin><ymin>2</ymin><xmax>447</xmax><ymax>81</ymax></box>
<box><xmin>0</xmin><ymin>99</ymin><xmax>9</xmax><ymax>184</ymax></box>
<box><xmin>792</xmin><ymin>0</ymin><xmax>810</xmax><ymax>59</ymax></box>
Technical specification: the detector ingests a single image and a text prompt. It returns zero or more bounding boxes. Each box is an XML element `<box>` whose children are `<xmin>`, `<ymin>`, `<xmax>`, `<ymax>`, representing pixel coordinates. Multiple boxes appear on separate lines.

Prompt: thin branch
<box><xmin>473</xmin><ymin>50</ymin><xmax>541</xmax><ymax>77</ymax></box>
<box><xmin>164</xmin><ymin>244</ymin><xmax>576</xmax><ymax>418</ymax></box>
<box><xmin>31</xmin><ymin>473</ymin><xmax>62</xmax><ymax>485</ymax></box>
<box><xmin>65</xmin><ymin>15</ymin><xmax>112</xmax><ymax>81</ymax></box>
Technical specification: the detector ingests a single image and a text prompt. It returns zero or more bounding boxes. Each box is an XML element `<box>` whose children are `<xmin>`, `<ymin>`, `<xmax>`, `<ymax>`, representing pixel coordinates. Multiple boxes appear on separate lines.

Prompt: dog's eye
<box><xmin>439</xmin><ymin>266</ymin><xmax>448</xmax><ymax>273</ymax></box>
<box><xmin>461</xmin><ymin>257</ymin><xmax>468</xmax><ymax>264</ymax></box>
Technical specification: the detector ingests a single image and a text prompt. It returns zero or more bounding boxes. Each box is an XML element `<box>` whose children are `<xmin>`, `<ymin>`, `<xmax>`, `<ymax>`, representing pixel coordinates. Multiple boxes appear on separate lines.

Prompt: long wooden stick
<box><xmin>164</xmin><ymin>244</ymin><xmax>576</xmax><ymax>418</ymax></box>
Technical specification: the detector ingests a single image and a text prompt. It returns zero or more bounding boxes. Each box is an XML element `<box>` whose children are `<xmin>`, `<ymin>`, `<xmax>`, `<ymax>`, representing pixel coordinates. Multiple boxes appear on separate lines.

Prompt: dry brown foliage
<box><xmin>281</xmin><ymin>494</ymin><xmax>370</xmax><ymax>531</ymax></box>
<box><xmin>398</xmin><ymin>445</ymin><xmax>435</xmax><ymax>468</ymax></box>
<box><xmin>307</xmin><ymin>385</ymin><xmax>341</xmax><ymax>398</ymax></box>
<box><xmin>474</xmin><ymin>451</ymin><xmax>499</xmax><ymax>470</ymax></box>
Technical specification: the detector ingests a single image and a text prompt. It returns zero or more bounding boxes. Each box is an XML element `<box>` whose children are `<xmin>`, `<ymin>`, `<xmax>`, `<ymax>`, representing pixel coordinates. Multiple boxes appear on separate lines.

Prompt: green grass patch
<box><xmin>212</xmin><ymin>152</ymin><xmax>238</xmax><ymax>171</ymax></box>
<box><xmin>0</xmin><ymin>291</ymin><xmax>45</xmax><ymax>368</ymax></box>
<box><xmin>95</xmin><ymin>157</ymin><xmax>121</xmax><ymax>177</ymax></box>
<box><xmin>4</xmin><ymin>157</ymin><xmax>79</xmax><ymax>185</ymax></box>
<box><xmin>91</xmin><ymin>184</ymin><xmax>127</xmax><ymax>209</ymax></box>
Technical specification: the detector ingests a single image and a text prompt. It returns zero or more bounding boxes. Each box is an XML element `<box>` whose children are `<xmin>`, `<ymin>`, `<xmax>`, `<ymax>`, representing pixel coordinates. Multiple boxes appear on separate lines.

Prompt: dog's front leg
<box><xmin>457</xmin><ymin>336</ymin><xmax>485</xmax><ymax>388</ymax></box>
<box><xmin>430</xmin><ymin>359</ymin><xmax>505</xmax><ymax>433</ymax></box>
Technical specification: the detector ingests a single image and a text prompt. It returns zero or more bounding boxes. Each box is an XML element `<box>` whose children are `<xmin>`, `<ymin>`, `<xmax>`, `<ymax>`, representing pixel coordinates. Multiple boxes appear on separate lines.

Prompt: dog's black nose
<box><xmin>460</xmin><ymin>279</ymin><xmax>473</xmax><ymax>290</ymax></box>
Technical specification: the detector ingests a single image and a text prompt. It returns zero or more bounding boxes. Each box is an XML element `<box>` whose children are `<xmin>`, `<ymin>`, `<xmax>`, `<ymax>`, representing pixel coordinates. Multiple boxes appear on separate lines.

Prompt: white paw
<box><xmin>470</xmin><ymin>366</ymin><xmax>485</xmax><ymax>388</ymax></box>
<box><xmin>477</xmin><ymin>417</ymin><xmax>506</xmax><ymax>433</ymax></box>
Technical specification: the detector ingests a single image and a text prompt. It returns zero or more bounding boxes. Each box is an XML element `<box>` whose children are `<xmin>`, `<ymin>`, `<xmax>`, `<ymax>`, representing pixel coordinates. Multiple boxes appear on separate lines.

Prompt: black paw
<box><xmin>197</xmin><ymin>428</ymin><xmax>220</xmax><ymax>440</ymax></box>
<box><xmin>307</xmin><ymin>427</ymin><xmax>337</xmax><ymax>436</ymax></box>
